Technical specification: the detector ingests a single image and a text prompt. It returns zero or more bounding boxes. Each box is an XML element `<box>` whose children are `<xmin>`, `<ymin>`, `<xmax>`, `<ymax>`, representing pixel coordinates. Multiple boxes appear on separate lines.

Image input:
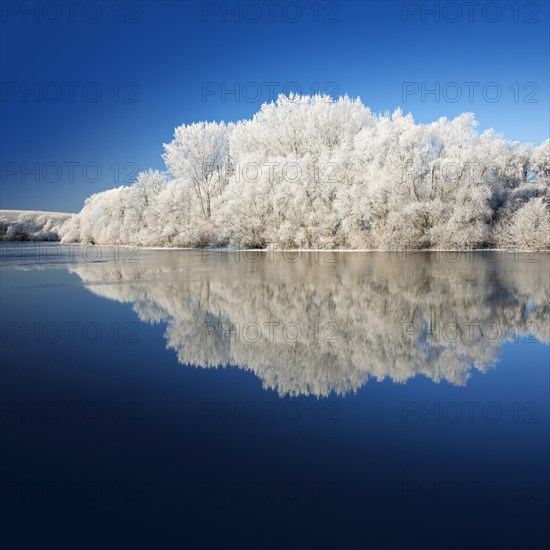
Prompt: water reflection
<box><xmin>67</xmin><ymin>251</ymin><xmax>549</xmax><ymax>397</ymax></box>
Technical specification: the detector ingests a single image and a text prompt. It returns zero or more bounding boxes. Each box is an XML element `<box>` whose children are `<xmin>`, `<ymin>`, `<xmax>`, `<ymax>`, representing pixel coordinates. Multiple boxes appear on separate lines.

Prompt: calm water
<box><xmin>1</xmin><ymin>244</ymin><xmax>549</xmax><ymax>550</ymax></box>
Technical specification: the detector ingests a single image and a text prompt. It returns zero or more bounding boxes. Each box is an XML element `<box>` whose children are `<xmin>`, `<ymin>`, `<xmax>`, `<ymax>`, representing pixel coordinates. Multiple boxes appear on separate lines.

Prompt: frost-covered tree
<box><xmin>531</xmin><ymin>139</ymin><xmax>550</xmax><ymax>185</ymax></box>
<box><xmin>163</xmin><ymin>121</ymin><xmax>232</xmax><ymax>222</ymax></box>
<box><xmin>219</xmin><ymin>94</ymin><xmax>372</xmax><ymax>248</ymax></box>
<box><xmin>0</xmin><ymin>210</ymin><xmax>72</xmax><ymax>241</ymax></box>
<box><xmin>49</xmin><ymin>94</ymin><xmax>549</xmax><ymax>250</ymax></box>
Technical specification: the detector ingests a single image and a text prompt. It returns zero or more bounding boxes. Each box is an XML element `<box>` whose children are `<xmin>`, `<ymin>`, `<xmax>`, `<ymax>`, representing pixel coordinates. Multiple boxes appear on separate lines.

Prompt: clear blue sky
<box><xmin>1</xmin><ymin>0</ymin><xmax>548</xmax><ymax>212</ymax></box>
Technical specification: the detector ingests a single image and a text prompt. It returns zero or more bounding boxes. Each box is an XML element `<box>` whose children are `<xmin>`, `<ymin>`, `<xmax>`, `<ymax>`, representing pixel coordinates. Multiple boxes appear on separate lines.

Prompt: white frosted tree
<box><xmin>163</xmin><ymin>121</ymin><xmax>232</xmax><ymax>223</ymax></box>
<box><xmin>53</xmin><ymin>94</ymin><xmax>548</xmax><ymax>250</ymax></box>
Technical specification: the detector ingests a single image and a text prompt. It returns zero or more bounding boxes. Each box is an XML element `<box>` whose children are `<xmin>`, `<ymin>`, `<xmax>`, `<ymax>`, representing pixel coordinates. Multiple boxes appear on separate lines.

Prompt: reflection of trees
<box><xmin>69</xmin><ymin>251</ymin><xmax>550</xmax><ymax>397</ymax></box>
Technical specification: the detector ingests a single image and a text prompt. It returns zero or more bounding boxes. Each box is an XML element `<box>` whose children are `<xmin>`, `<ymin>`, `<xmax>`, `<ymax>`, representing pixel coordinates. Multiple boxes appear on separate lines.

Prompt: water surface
<box><xmin>1</xmin><ymin>244</ymin><xmax>549</xmax><ymax>549</ymax></box>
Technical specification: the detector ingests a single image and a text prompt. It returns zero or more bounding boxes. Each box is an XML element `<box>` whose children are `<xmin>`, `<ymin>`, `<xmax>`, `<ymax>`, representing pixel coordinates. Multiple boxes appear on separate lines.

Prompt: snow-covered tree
<box><xmin>52</xmin><ymin>94</ymin><xmax>548</xmax><ymax>250</ymax></box>
<box><xmin>163</xmin><ymin>121</ymin><xmax>232</xmax><ymax>222</ymax></box>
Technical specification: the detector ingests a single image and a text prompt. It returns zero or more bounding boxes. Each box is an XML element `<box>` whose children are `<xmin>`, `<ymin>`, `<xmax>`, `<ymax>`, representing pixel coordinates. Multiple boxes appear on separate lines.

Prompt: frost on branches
<box><xmin>60</xmin><ymin>94</ymin><xmax>549</xmax><ymax>250</ymax></box>
<box><xmin>0</xmin><ymin>210</ymin><xmax>73</xmax><ymax>241</ymax></box>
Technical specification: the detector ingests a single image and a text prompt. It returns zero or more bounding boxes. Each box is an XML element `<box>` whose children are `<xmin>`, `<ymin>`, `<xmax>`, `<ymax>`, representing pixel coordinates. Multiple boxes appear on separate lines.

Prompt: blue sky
<box><xmin>1</xmin><ymin>0</ymin><xmax>548</xmax><ymax>212</ymax></box>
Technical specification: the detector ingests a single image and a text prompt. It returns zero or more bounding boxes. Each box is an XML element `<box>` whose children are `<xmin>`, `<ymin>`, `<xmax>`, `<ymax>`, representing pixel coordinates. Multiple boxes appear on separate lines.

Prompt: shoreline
<box><xmin>1</xmin><ymin>241</ymin><xmax>549</xmax><ymax>253</ymax></box>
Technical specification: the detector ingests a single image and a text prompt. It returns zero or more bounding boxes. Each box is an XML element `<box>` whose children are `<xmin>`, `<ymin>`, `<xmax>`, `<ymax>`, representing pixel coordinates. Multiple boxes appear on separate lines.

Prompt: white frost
<box><xmin>7</xmin><ymin>94</ymin><xmax>550</xmax><ymax>249</ymax></box>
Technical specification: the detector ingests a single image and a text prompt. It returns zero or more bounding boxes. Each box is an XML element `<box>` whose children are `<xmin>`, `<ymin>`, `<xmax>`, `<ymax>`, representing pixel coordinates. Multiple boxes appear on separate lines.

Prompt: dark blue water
<box><xmin>1</xmin><ymin>244</ymin><xmax>549</xmax><ymax>549</ymax></box>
